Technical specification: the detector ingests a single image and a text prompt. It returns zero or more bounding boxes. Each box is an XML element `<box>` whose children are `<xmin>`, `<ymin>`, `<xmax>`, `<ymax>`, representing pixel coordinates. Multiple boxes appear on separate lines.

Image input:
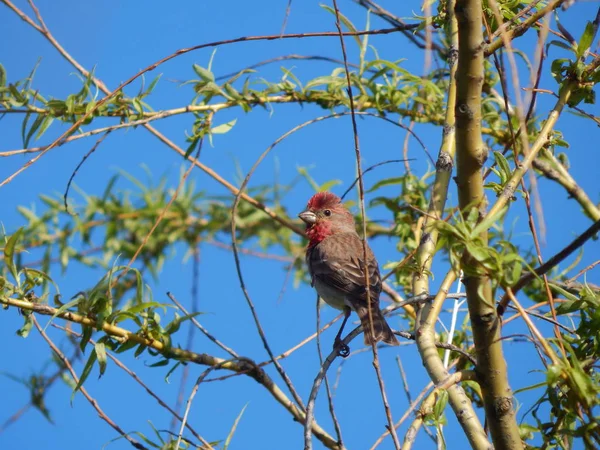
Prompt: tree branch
<box><xmin>454</xmin><ymin>0</ymin><xmax>522</xmax><ymax>448</ymax></box>
<box><xmin>0</xmin><ymin>296</ymin><xmax>341</xmax><ymax>449</ymax></box>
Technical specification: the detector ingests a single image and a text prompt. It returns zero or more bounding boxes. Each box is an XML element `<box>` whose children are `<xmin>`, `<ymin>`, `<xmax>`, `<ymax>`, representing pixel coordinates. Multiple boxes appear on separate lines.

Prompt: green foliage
<box><xmin>1</xmin><ymin>2</ymin><xmax>600</xmax><ymax>448</ymax></box>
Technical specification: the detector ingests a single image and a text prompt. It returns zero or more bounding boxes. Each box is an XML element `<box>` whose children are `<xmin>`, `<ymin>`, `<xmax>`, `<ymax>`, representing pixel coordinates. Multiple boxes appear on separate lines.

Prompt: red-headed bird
<box><xmin>299</xmin><ymin>192</ymin><xmax>399</xmax><ymax>356</ymax></box>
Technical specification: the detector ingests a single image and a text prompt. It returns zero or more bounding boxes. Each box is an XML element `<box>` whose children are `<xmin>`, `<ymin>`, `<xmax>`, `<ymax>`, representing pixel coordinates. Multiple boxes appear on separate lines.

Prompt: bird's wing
<box><xmin>308</xmin><ymin>232</ymin><xmax>381</xmax><ymax>306</ymax></box>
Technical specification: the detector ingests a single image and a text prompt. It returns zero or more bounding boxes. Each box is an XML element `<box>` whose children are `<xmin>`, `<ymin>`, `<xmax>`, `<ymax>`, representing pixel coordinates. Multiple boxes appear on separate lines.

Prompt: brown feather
<box><xmin>306</xmin><ymin>231</ymin><xmax>399</xmax><ymax>346</ymax></box>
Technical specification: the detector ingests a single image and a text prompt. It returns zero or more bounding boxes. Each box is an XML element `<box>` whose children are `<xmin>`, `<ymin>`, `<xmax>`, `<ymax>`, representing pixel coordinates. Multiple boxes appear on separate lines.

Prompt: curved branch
<box><xmin>415</xmin><ymin>270</ymin><xmax>490</xmax><ymax>449</ymax></box>
<box><xmin>485</xmin><ymin>0</ymin><xmax>566</xmax><ymax>56</ymax></box>
<box><xmin>402</xmin><ymin>370</ymin><xmax>478</xmax><ymax>450</ymax></box>
<box><xmin>0</xmin><ymin>295</ymin><xmax>340</xmax><ymax>449</ymax></box>
<box><xmin>32</xmin><ymin>317</ymin><xmax>148</xmax><ymax>450</ymax></box>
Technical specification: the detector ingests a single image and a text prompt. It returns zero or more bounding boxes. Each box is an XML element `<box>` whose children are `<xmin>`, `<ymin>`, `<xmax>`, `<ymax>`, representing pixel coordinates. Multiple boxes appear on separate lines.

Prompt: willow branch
<box><xmin>415</xmin><ymin>270</ymin><xmax>489</xmax><ymax>449</ymax></box>
<box><xmin>402</xmin><ymin>370</ymin><xmax>478</xmax><ymax>450</ymax></box>
<box><xmin>52</xmin><ymin>323</ymin><xmax>212</xmax><ymax>448</ymax></box>
<box><xmin>485</xmin><ymin>0</ymin><xmax>566</xmax><ymax>56</ymax></box>
<box><xmin>0</xmin><ymin>14</ymin><xmax>411</xmax><ymax>186</ymax></box>
<box><xmin>487</xmin><ymin>82</ymin><xmax>575</xmax><ymax>219</ymax></box>
<box><xmin>532</xmin><ymin>154</ymin><xmax>600</xmax><ymax>221</ymax></box>
<box><xmin>454</xmin><ymin>1</ymin><xmax>522</xmax><ymax>448</ymax></box>
<box><xmin>32</xmin><ymin>317</ymin><xmax>147</xmax><ymax>450</ymax></box>
<box><xmin>412</xmin><ymin>4</ymin><xmax>488</xmax><ymax>446</ymax></box>
<box><xmin>413</xmin><ymin>0</ymin><xmax>458</xmax><ymax>302</ymax></box>
<box><xmin>1</xmin><ymin>296</ymin><xmax>340</xmax><ymax>449</ymax></box>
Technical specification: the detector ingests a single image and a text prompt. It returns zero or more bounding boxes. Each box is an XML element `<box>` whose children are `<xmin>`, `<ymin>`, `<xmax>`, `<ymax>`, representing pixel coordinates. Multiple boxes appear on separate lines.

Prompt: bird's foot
<box><xmin>334</xmin><ymin>338</ymin><xmax>350</xmax><ymax>358</ymax></box>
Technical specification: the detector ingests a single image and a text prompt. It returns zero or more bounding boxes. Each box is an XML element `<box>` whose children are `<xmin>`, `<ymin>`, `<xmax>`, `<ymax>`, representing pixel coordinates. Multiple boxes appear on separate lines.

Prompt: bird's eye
<box><xmin>324</xmin><ymin>209</ymin><xmax>332</xmax><ymax>216</ymax></box>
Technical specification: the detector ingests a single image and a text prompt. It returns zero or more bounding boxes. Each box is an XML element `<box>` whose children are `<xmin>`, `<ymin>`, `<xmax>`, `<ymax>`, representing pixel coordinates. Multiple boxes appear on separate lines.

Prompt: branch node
<box><xmin>436</xmin><ymin>151</ymin><xmax>454</xmax><ymax>172</ymax></box>
<box><xmin>492</xmin><ymin>396</ymin><xmax>514</xmax><ymax>419</ymax></box>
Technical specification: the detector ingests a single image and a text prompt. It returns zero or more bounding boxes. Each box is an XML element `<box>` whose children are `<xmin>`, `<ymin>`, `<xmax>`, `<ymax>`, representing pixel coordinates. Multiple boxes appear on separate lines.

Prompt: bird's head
<box><xmin>299</xmin><ymin>192</ymin><xmax>355</xmax><ymax>246</ymax></box>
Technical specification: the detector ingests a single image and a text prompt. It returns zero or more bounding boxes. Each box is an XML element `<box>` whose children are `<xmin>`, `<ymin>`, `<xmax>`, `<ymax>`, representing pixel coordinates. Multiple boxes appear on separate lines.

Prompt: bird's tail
<box><xmin>356</xmin><ymin>306</ymin><xmax>399</xmax><ymax>346</ymax></box>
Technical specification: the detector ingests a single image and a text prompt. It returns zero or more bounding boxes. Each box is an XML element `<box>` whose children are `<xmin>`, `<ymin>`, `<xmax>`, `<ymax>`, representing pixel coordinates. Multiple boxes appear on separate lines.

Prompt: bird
<box><xmin>299</xmin><ymin>191</ymin><xmax>399</xmax><ymax>356</ymax></box>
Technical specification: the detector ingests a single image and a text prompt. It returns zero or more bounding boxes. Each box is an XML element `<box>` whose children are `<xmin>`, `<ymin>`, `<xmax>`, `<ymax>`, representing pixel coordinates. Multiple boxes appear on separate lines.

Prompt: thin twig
<box><xmin>0</xmin><ymin>12</ymin><xmax>410</xmax><ymax>187</ymax></box>
<box><xmin>50</xmin><ymin>323</ymin><xmax>212</xmax><ymax>448</ymax></box>
<box><xmin>1</xmin><ymin>295</ymin><xmax>339</xmax><ymax>447</ymax></box>
<box><xmin>565</xmin><ymin>259</ymin><xmax>600</xmax><ymax>284</ymax></box>
<box><xmin>0</xmin><ymin>404</ymin><xmax>32</xmax><ymax>434</ymax></box>
<box><xmin>171</xmin><ymin>246</ymin><xmax>201</xmax><ymax>432</ymax></box>
<box><xmin>505</xmin><ymin>290</ymin><xmax>560</xmax><ymax>365</ymax></box>
<box><xmin>502</xmin><ymin>304</ymin><xmax>575</xmax><ymax>334</ymax></box>
<box><xmin>396</xmin><ymin>355</ymin><xmax>412</xmax><ymax>404</ymax></box>
<box><xmin>280</xmin><ymin>0</ymin><xmax>293</xmax><ymax>35</ymax></box>
<box><xmin>167</xmin><ymin>292</ymin><xmax>239</xmax><ymax>358</ymax></box>
<box><xmin>330</xmin><ymin>1</ymin><xmax>400</xmax><ymax>448</ymax></box>
<box><xmin>32</xmin><ymin>317</ymin><xmax>147</xmax><ymax>450</ymax></box>
<box><xmin>402</xmin><ymin>371</ymin><xmax>478</xmax><ymax>450</ymax></box>
<box><xmin>370</xmin><ymin>356</ymin><xmax>463</xmax><ymax>449</ymax></box>
<box><xmin>215</xmin><ymin>54</ymin><xmax>359</xmax><ymax>82</ymax></box>
<box><xmin>340</xmin><ymin>158</ymin><xmax>415</xmax><ymax>200</ymax></box>
<box><xmin>316</xmin><ymin>297</ymin><xmax>344</xmax><ymax>448</ymax></box>
<box><xmin>175</xmin><ymin>360</ymin><xmax>236</xmax><ymax>449</ymax></box>
<box><xmin>230</xmin><ymin>153</ymin><xmax>307</xmax><ymax>414</ymax></box>
<box><xmin>498</xmin><ymin>218</ymin><xmax>600</xmax><ymax>315</ymax></box>
<box><xmin>112</xmin><ymin>137</ymin><xmax>204</xmax><ymax>289</ymax></box>
<box><xmin>64</xmin><ymin>131</ymin><xmax>112</xmax><ymax>214</ymax></box>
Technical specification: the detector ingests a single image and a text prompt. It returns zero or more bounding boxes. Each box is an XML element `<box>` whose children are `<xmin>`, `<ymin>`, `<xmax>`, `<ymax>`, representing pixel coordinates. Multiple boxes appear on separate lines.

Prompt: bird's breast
<box><xmin>313</xmin><ymin>278</ymin><xmax>354</xmax><ymax>311</ymax></box>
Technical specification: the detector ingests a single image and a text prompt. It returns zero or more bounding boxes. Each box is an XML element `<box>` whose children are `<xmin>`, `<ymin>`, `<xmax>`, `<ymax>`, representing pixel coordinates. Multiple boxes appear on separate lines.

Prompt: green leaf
<box><xmin>147</xmin><ymin>359</ymin><xmax>169</xmax><ymax>368</ymax></box>
<box><xmin>546</xmin><ymin>40</ymin><xmax>574</xmax><ymax>54</ymax></box>
<box><xmin>24</xmin><ymin>114</ymin><xmax>45</xmax><ymax>148</ymax></box>
<box><xmin>134</xmin><ymin>343</ymin><xmax>147</xmax><ymax>358</ymax></box>
<box><xmin>0</xmin><ymin>64</ymin><xmax>6</xmax><ymax>86</ymax></box>
<box><xmin>8</xmin><ymin>83</ymin><xmax>25</xmax><ymax>103</ymax></box>
<box><xmin>297</xmin><ymin>166</ymin><xmax>320</xmax><ymax>192</ymax></box>
<box><xmin>319</xmin><ymin>179</ymin><xmax>342</xmax><ymax>192</ymax></box>
<box><xmin>493</xmin><ymin>151</ymin><xmax>511</xmax><ymax>180</ymax></box>
<box><xmin>466</xmin><ymin>242</ymin><xmax>489</xmax><ymax>264</ymax></box>
<box><xmin>224</xmin><ymin>83</ymin><xmax>242</xmax><ymax>100</ymax></box>
<box><xmin>17</xmin><ymin>314</ymin><xmax>33</xmax><ymax>338</ymax></box>
<box><xmin>80</xmin><ymin>326</ymin><xmax>93</xmax><ymax>353</ymax></box>
<box><xmin>433</xmin><ymin>389</ymin><xmax>448</xmax><ymax>421</ymax></box>
<box><xmin>513</xmin><ymin>381</ymin><xmax>546</xmax><ymax>395</ymax></box>
<box><xmin>211</xmin><ymin>119</ymin><xmax>237</xmax><ymax>135</ymax></box>
<box><xmin>223</xmin><ymin>404</ymin><xmax>248</xmax><ymax>450</ymax></box>
<box><xmin>23</xmin><ymin>268</ymin><xmax>59</xmax><ymax>294</ymax></box>
<box><xmin>577</xmin><ymin>21</ymin><xmax>595</xmax><ymax>59</ymax></box>
<box><xmin>3</xmin><ymin>227</ymin><xmax>24</xmax><ymax>282</ymax></box>
<box><xmin>367</xmin><ymin>176</ymin><xmax>406</xmax><ymax>192</ymax></box>
<box><xmin>45</xmin><ymin>294</ymin><xmax>84</xmax><ymax>332</ymax></box>
<box><xmin>193</xmin><ymin>64</ymin><xmax>215</xmax><ymax>82</ymax></box>
<box><xmin>123</xmin><ymin>301</ymin><xmax>168</xmax><ymax>316</ymax></box>
<box><xmin>132</xmin><ymin>97</ymin><xmax>144</xmax><ymax>116</ymax></box>
<box><xmin>95</xmin><ymin>341</ymin><xmax>107</xmax><ymax>377</ymax></box>
<box><xmin>164</xmin><ymin>361</ymin><xmax>182</xmax><ymax>383</ymax></box>
<box><xmin>164</xmin><ymin>311</ymin><xmax>204</xmax><ymax>335</ymax></box>
<box><xmin>114</xmin><ymin>337</ymin><xmax>138</xmax><ymax>354</ymax></box>
<box><xmin>320</xmin><ymin>5</ymin><xmax>361</xmax><ymax>47</ymax></box>
<box><xmin>72</xmin><ymin>348</ymin><xmax>97</xmax><ymax>402</ymax></box>
<box><xmin>144</xmin><ymin>74</ymin><xmax>162</xmax><ymax>96</ymax></box>
<box><xmin>471</xmin><ymin>205</ymin><xmax>508</xmax><ymax>237</ymax></box>
<box><xmin>35</xmin><ymin>116</ymin><xmax>54</xmax><ymax>141</ymax></box>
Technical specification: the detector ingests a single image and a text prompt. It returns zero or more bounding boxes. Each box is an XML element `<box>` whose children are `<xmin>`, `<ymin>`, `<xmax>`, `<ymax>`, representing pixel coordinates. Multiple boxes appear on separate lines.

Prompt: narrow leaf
<box><xmin>4</xmin><ymin>228</ymin><xmax>24</xmax><ymax>282</ymax></box>
<box><xmin>95</xmin><ymin>342</ymin><xmax>107</xmax><ymax>377</ymax></box>
<box><xmin>71</xmin><ymin>348</ymin><xmax>97</xmax><ymax>402</ymax></box>
<box><xmin>211</xmin><ymin>119</ymin><xmax>237</xmax><ymax>135</ymax></box>
<box><xmin>223</xmin><ymin>404</ymin><xmax>248</xmax><ymax>450</ymax></box>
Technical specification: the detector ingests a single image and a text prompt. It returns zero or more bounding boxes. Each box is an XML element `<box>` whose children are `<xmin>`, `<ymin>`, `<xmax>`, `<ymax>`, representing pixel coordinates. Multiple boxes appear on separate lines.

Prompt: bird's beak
<box><xmin>298</xmin><ymin>210</ymin><xmax>317</xmax><ymax>225</ymax></box>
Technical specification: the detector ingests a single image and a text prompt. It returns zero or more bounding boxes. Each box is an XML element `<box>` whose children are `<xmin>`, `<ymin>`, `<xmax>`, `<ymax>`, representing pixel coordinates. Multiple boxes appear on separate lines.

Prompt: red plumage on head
<box><xmin>303</xmin><ymin>192</ymin><xmax>355</xmax><ymax>247</ymax></box>
<box><xmin>306</xmin><ymin>192</ymin><xmax>342</xmax><ymax>211</ymax></box>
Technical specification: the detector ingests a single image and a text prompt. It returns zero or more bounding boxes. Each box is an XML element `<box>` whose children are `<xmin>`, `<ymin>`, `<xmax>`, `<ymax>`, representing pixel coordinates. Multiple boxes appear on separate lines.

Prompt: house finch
<box><xmin>299</xmin><ymin>192</ymin><xmax>399</xmax><ymax>356</ymax></box>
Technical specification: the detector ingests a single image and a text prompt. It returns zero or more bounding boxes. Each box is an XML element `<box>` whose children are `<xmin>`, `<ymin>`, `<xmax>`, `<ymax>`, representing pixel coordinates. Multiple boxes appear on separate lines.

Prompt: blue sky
<box><xmin>1</xmin><ymin>1</ymin><xmax>599</xmax><ymax>449</ymax></box>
